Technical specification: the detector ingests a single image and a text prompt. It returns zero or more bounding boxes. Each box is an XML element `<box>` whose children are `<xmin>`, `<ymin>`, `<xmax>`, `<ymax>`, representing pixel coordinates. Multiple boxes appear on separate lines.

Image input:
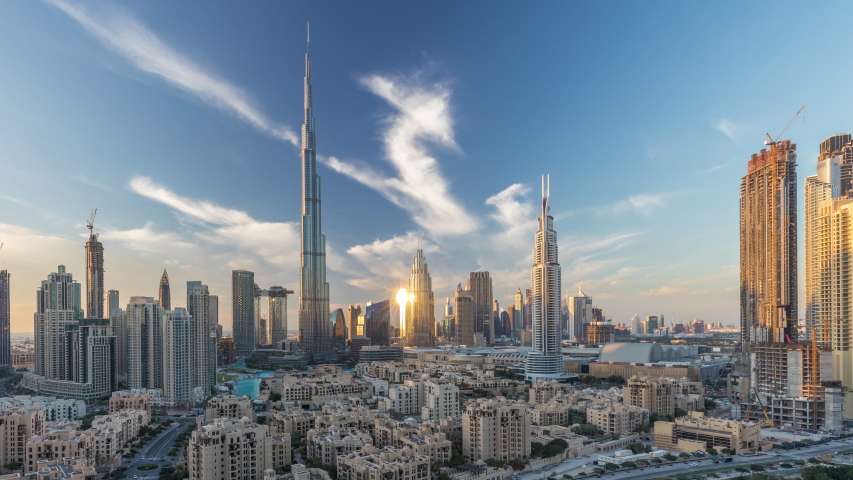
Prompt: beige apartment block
<box><xmin>269</xmin><ymin>409</ymin><xmax>317</xmax><ymax>437</ymax></box>
<box><xmin>0</xmin><ymin>459</ymin><xmax>95</xmax><ymax>480</ymax></box>
<box><xmin>88</xmin><ymin>409</ymin><xmax>151</xmax><ymax>460</ymax></box>
<box><xmin>531</xmin><ymin>402</ymin><xmax>575</xmax><ymax>426</ymax></box>
<box><xmin>586</xmin><ymin>405</ymin><xmax>649</xmax><ymax>435</ymax></box>
<box><xmin>188</xmin><ymin>417</ymin><xmax>290</xmax><ymax>480</ymax></box>
<box><xmin>528</xmin><ymin>381</ymin><xmax>573</xmax><ymax>404</ymax></box>
<box><xmin>109</xmin><ymin>393</ymin><xmax>151</xmax><ymax>414</ymax></box>
<box><xmin>421</xmin><ymin>381</ymin><xmax>460</xmax><ymax>420</ymax></box>
<box><xmin>314</xmin><ymin>410</ymin><xmax>379</xmax><ymax>437</ymax></box>
<box><xmin>306</xmin><ymin>427</ymin><xmax>372</xmax><ymax>466</ymax></box>
<box><xmin>379</xmin><ymin>380</ymin><xmax>424</xmax><ymax>415</ymax></box>
<box><xmin>463</xmin><ymin>399</ymin><xmax>530</xmax><ymax>462</ymax></box>
<box><xmin>398</xmin><ymin>433</ymin><xmax>452</xmax><ymax>463</ymax></box>
<box><xmin>25</xmin><ymin>430</ymin><xmax>93</xmax><ymax>473</ymax></box>
<box><xmin>0</xmin><ymin>408</ymin><xmax>45</xmax><ymax>473</ymax></box>
<box><xmin>336</xmin><ymin>445</ymin><xmax>430</xmax><ymax>480</ymax></box>
<box><xmin>263</xmin><ymin>464</ymin><xmax>332</xmax><ymax>480</ymax></box>
<box><xmin>204</xmin><ymin>395</ymin><xmax>254</xmax><ymax>424</ymax></box>
<box><xmin>622</xmin><ymin>376</ymin><xmax>702</xmax><ymax>416</ymax></box>
<box><xmin>653</xmin><ymin>411</ymin><xmax>760</xmax><ymax>454</ymax></box>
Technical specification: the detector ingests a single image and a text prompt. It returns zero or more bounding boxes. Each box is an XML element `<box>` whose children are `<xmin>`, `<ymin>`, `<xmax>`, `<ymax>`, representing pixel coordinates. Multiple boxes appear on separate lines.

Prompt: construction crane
<box><xmin>751</xmin><ymin>386</ymin><xmax>773</xmax><ymax>427</ymax></box>
<box><xmin>764</xmin><ymin>106</ymin><xmax>805</xmax><ymax>146</ymax></box>
<box><xmin>87</xmin><ymin>209</ymin><xmax>97</xmax><ymax>232</ymax></box>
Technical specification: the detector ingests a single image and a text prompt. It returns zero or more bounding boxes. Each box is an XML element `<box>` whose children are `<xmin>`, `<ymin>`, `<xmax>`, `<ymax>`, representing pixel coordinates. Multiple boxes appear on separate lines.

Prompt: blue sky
<box><xmin>0</xmin><ymin>0</ymin><xmax>848</xmax><ymax>333</ymax></box>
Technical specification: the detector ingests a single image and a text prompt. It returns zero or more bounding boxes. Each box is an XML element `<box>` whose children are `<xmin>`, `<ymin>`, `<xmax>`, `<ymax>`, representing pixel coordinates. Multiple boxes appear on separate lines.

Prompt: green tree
<box><xmin>571</xmin><ymin>423</ymin><xmax>604</xmax><ymax>437</ymax></box>
<box><xmin>706</xmin><ymin>447</ymin><xmax>718</xmax><ymax>456</ymax></box>
<box><xmin>704</xmin><ymin>399</ymin><xmax>717</xmax><ymax>411</ymax></box>
<box><xmin>720</xmin><ymin>448</ymin><xmax>734</xmax><ymax>455</ymax></box>
<box><xmin>808</xmin><ymin>457</ymin><xmax>820</xmax><ymax>464</ymax></box>
<box><xmin>484</xmin><ymin>459</ymin><xmax>506</xmax><ymax>469</ymax></box>
<box><xmin>621</xmin><ymin>461</ymin><xmax>636</xmax><ymax>469</ymax></box>
<box><xmin>651</xmin><ymin>458</ymin><xmax>662</xmax><ymax>464</ymax></box>
<box><xmin>562</xmin><ymin>475</ymin><xmax>573</xmax><ymax>480</ymax></box>
<box><xmin>749</xmin><ymin>464</ymin><xmax>765</xmax><ymax>472</ymax></box>
<box><xmin>675</xmin><ymin>408</ymin><xmax>688</xmax><ymax>418</ymax></box>
<box><xmin>678</xmin><ymin>453</ymin><xmax>690</xmax><ymax>459</ymax></box>
<box><xmin>603</xmin><ymin>463</ymin><xmax>618</xmax><ymax>471</ymax></box>
<box><xmin>663</xmin><ymin>453</ymin><xmax>677</xmax><ymax>461</ymax></box>
<box><xmin>3</xmin><ymin>462</ymin><xmax>21</xmax><ymax>472</ymax></box>
<box><xmin>269</xmin><ymin>392</ymin><xmax>282</xmax><ymax>402</ymax></box>
<box><xmin>439</xmin><ymin>473</ymin><xmax>451</xmax><ymax>480</ymax></box>
<box><xmin>592</xmin><ymin>469</ymin><xmax>605</xmax><ymax>475</ymax></box>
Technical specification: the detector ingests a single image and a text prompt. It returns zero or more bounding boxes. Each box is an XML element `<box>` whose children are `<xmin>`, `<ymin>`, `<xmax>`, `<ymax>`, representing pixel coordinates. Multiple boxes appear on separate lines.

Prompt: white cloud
<box><xmin>484</xmin><ymin>183</ymin><xmax>537</xmax><ymax>249</ymax></box>
<box><xmin>323</xmin><ymin>72</ymin><xmax>477</xmax><ymax>236</ymax></box>
<box><xmin>347</xmin><ymin>231</ymin><xmax>438</xmax><ymax>285</ymax></box>
<box><xmin>127</xmin><ymin>176</ymin><xmax>300</xmax><ymax>270</ymax></box>
<box><xmin>713</xmin><ymin>118</ymin><xmax>749</xmax><ymax>143</ymax></box>
<box><xmin>99</xmin><ymin>222</ymin><xmax>193</xmax><ymax>253</ymax></box>
<box><xmin>595</xmin><ymin>192</ymin><xmax>681</xmax><ymax>216</ymax></box>
<box><xmin>75</xmin><ymin>175</ymin><xmax>115</xmax><ymax>192</ymax></box>
<box><xmin>49</xmin><ymin>0</ymin><xmax>298</xmax><ymax>146</ymax></box>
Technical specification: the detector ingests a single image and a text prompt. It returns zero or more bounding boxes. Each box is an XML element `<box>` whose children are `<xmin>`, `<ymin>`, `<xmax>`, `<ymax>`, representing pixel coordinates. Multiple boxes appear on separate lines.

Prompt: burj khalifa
<box><xmin>298</xmin><ymin>25</ymin><xmax>332</xmax><ymax>355</ymax></box>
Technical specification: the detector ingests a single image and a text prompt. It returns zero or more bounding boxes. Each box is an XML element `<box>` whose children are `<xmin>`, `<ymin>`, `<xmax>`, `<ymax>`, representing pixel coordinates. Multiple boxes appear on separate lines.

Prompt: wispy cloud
<box><xmin>713</xmin><ymin>118</ymin><xmax>749</xmax><ymax>143</ymax></box>
<box><xmin>49</xmin><ymin>0</ymin><xmax>298</xmax><ymax>146</ymax></box>
<box><xmin>485</xmin><ymin>184</ymin><xmax>537</xmax><ymax>250</ymax></box>
<box><xmin>75</xmin><ymin>174</ymin><xmax>114</xmax><ymax>192</ymax></box>
<box><xmin>595</xmin><ymin>192</ymin><xmax>681</xmax><ymax>216</ymax></box>
<box><xmin>128</xmin><ymin>176</ymin><xmax>300</xmax><ymax>269</ymax></box>
<box><xmin>642</xmin><ymin>285</ymin><xmax>708</xmax><ymax>297</ymax></box>
<box><xmin>345</xmin><ymin>231</ymin><xmax>439</xmax><ymax>290</ymax></box>
<box><xmin>323</xmin><ymin>72</ymin><xmax>477</xmax><ymax>236</ymax></box>
<box><xmin>99</xmin><ymin>222</ymin><xmax>193</xmax><ymax>253</ymax></box>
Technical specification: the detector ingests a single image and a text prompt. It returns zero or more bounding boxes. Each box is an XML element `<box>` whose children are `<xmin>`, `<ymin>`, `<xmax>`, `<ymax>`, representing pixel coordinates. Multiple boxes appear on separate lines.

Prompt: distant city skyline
<box><xmin>6</xmin><ymin>1</ymin><xmax>853</xmax><ymax>334</ymax></box>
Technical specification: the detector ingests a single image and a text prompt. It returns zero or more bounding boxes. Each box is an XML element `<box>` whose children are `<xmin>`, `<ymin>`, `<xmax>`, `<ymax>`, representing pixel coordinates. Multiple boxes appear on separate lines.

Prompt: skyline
<box><xmin>5</xmin><ymin>1</ymin><xmax>853</xmax><ymax>333</ymax></box>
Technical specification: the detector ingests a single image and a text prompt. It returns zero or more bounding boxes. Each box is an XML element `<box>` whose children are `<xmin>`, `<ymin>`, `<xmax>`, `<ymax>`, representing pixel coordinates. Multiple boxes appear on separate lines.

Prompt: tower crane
<box><xmin>87</xmin><ymin>209</ymin><xmax>97</xmax><ymax>232</ymax></box>
<box><xmin>764</xmin><ymin>106</ymin><xmax>805</xmax><ymax>146</ymax></box>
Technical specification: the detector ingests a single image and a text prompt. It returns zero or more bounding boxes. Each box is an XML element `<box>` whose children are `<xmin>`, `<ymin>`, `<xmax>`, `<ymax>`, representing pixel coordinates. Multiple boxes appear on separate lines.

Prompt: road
<box><xmin>122</xmin><ymin>418</ymin><xmax>195</xmax><ymax>480</ymax></box>
<box><xmin>518</xmin><ymin>439</ymin><xmax>853</xmax><ymax>480</ymax></box>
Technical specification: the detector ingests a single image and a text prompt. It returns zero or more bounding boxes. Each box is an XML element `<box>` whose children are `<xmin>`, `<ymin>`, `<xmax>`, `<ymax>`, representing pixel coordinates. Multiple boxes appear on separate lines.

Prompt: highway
<box><xmin>517</xmin><ymin>439</ymin><xmax>853</xmax><ymax>480</ymax></box>
<box><xmin>122</xmin><ymin>418</ymin><xmax>195</xmax><ymax>480</ymax></box>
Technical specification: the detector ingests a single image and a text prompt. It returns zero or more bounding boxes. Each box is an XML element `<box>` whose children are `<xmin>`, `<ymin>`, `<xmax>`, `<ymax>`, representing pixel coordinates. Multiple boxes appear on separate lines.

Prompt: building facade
<box><xmin>468</xmin><ymin>272</ymin><xmax>493</xmax><ymax>344</ymax></box>
<box><xmin>188</xmin><ymin>417</ymin><xmax>289</xmax><ymax>480</ymax></box>
<box><xmin>454</xmin><ymin>285</ymin><xmax>474</xmax><ymax>347</ymax></box>
<box><xmin>232</xmin><ymin>270</ymin><xmax>256</xmax><ymax>357</ymax></box>
<box><xmin>0</xmin><ymin>270</ymin><xmax>9</xmax><ymax>372</ymax></box>
<box><xmin>462</xmin><ymin>399</ymin><xmax>530</xmax><ymax>462</ymax></box>
<box><xmin>158</xmin><ymin>270</ymin><xmax>170</xmax><ymax>311</ymax></box>
<box><xmin>406</xmin><ymin>250</ymin><xmax>435</xmax><ymax>347</ymax></box>
<box><xmin>567</xmin><ymin>289</ymin><xmax>592</xmax><ymax>340</ymax></box>
<box><xmin>124</xmin><ymin>297</ymin><xmax>162</xmax><ymax>390</ymax></box>
<box><xmin>35</xmin><ymin>266</ymin><xmax>81</xmax><ymax>381</ymax></box>
<box><xmin>84</xmin><ymin>231</ymin><xmax>104</xmax><ymax>320</ymax></box>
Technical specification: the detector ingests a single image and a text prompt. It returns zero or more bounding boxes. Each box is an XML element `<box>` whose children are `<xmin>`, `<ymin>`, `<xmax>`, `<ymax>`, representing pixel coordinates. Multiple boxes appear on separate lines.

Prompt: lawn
<box><xmin>137</xmin><ymin>464</ymin><xmax>159</xmax><ymax>471</ymax></box>
<box><xmin>217</xmin><ymin>373</ymin><xmax>237</xmax><ymax>383</ymax></box>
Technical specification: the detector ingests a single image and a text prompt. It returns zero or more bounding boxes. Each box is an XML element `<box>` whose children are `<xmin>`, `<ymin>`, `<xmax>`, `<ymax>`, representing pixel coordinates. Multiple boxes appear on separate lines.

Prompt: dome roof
<box><xmin>598</xmin><ymin>343</ymin><xmax>664</xmax><ymax>363</ymax></box>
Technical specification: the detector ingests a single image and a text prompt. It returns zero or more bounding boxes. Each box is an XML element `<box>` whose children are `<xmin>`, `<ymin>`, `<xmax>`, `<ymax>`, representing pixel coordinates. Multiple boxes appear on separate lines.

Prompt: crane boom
<box><xmin>764</xmin><ymin>106</ymin><xmax>805</xmax><ymax>145</ymax></box>
<box><xmin>87</xmin><ymin>209</ymin><xmax>98</xmax><ymax>232</ymax></box>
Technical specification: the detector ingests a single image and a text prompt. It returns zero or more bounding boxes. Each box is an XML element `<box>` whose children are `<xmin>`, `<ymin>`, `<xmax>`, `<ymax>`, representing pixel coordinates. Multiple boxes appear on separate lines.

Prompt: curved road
<box><xmin>122</xmin><ymin>418</ymin><xmax>195</xmax><ymax>480</ymax></box>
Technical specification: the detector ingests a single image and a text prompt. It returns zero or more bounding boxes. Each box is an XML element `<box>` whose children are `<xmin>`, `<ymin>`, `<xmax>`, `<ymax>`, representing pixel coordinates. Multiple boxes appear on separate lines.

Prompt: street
<box><xmin>121</xmin><ymin>418</ymin><xmax>195</xmax><ymax>480</ymax></box>
<box><xmin>517</xmin><ymin>439</ymin><xmax>853</xmax><ymax>480</ymax></box>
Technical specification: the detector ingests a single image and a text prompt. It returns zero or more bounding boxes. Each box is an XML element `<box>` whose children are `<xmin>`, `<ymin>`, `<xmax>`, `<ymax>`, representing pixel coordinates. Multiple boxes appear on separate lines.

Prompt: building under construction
<box><xmin>733</xmin><ymin>137</ymin><xmax>844</xmax><ymax>431</ymax></box>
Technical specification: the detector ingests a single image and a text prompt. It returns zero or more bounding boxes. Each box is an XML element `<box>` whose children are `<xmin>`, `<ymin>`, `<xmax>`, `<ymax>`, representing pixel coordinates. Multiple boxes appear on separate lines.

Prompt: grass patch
<box><xmin>216</xmin><ymin>373</ymin><xmax>237</xmax><ymax>383</ymax></box>
<box><xmin>137</xmin><ymin>464</ymin><xmax>159</xmax><ymax>471</ymax></box>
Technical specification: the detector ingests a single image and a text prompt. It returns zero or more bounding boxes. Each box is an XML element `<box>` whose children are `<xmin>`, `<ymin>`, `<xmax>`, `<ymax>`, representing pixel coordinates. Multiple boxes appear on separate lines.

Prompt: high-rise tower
<box><xmin>0</xmin><ymin>270</ymin><xmax>10</xmax><ymax>372</ymax></box>
<box><xmin>525</xmin><ymin>175</ymin><xmax>564</xmax><ymax>381</ymax></box>
<box><xmin>232</xmin><ymin>270</ymin><xmax>255</xmax><ymax>356</ymax></box>
<box><xmin>268</xmin><ymin>286</ymin><xmax>289</xmax><ymax>346</ymax></box>
<box><xmin>35</xmin><ymin>265</ymin><xmax>81</xmax><ymax>380</ymax></box>
<box><xmin>408</xmin><ymin>248</ymin><xmax>435</xmax><ymax>347</ymax></box>
<box><xmin>298</xmin><ymin>24</ymin><xmax>332</xmax><ymax>355</ymax></box>
<box><xmin>85</xmin><ymin>229</ymin><xmax>104</xmax><ymax>319</ymax></box>
<box><xmin>740</xmin><ymin>141</ymin><xmax>798</xmax><ymax>348</ymax></box>
<box><xmin>159</xmin><ymin>269</ymin><xmax>171</xmax><ymax>311</ymax></box>
<box><xmin>468</xmin><ymin>272</ymin><xmax>493</xmax><ymax>343</ymax></box>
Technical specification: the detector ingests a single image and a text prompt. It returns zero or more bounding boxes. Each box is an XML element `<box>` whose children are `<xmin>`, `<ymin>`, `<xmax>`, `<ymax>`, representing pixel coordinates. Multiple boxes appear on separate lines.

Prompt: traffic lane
<box><xmin>124</xmin><ymin>419</ymin><xmax>194</xmax><ymax>477</ymax></box>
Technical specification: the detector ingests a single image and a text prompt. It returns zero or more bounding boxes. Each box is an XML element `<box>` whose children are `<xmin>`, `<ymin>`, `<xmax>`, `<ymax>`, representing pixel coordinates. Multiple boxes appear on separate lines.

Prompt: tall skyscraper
<box><xmin>35</xmin><ymin>266</ymin><xmax>81</xmax><ymax>380</ymax></box>
<box><xmin>347</xmin><ymin>304</ymin><xmax>361</xmax><ymax>342</ymax></box>
<box><xmin>298</xmin><ymin>27</ymin><xmax>332</xmax><ymax>356</ymax></box>
<box><xmin>804</xmin><ymin>133</ymin><xmax>853</xmax><ymax>416</ymax></box>
<box><xmin>455</xmin><ymin>284</ymin><xmax>475</xmax><ymax>346</ymax></box>
<box><xmin>111</xmin><ymin>307</ymin><xmax>128</xmax><ymax>386</ymax></box>
<box><xmin>124</xmin><ymin>296</ymin><xmax>163</xmax><ymax>390</ymax></box>
<box><xmin>159</xmin><ymin>269</ymin><xmax>171</xmax><ymax>311</ymax></box>
<box><xmin>188</xmin><ymin>281</ymin><xmax>214</xmax><ymax>393</ymax></box>
<box><xmin>267</xmin><ymin>287</ymin><xmax>289</xmax><ymax>346</ymax></box>
<box><xmin>232</xmin><ymin>270</ymin><xmax>255</xmax><ymax>356</ymax></box>
<box><xmin>567</xmin><ymin>288</ymin><xmax>592</xmax><ymax>340</ymax></box>
<box><xmin>408</xmin><ymin>248</ymin><xmax>435</xmax><ymax>347</ymax></box>
<box><xmin>66</xmin><ymin>318</ymin><xmax>116</xmax><ymax>397</ymax></box>
<box><xmin>108</xmin><ymin>289</ymin><xmax>120</xmax><ymax>316</ymax></box>
<box><xmin>631</xmin><ymin>314</ymin><xmax>641</xmax><ymax>335</ymax></box>
<box><xmin>365</xmin><ymin>300</ymin><xmax>390</xmax><ymax>346</ymax></box>
<box><xmin>209</xmin><ymin>295</ymin><xmax>219</xmax><ymax>327</ymax></box>
<box><xmin>331</xmin><ymin>308</ymin><xmax>346</xmax><ymax>349</ymax></box>
<box><xmin>163</xmin><ymin>307</ymin><xmax>210</xmax><ymax>405</ymax></box>
<box><xmin>468</xmin><ymin>272</ymin><xmax>493</xmax><ymax>343</ymax></box>
<box><xmin>515</xmin><ymin>288</ymin><xmax>523</xmax><ymax>332</ymax></box>
<box><xmin>740</xmin><ymin>140</ymin><xmax>798</xmax><ymax>348</ymax></box>
<box><xmin>84</xmin><ymin>229</ymin><xmax>104</xmax><ymax>319</ymax></box>
<box><xmin>805</xmin><ymin>133</ymin><xmax>851</xmax><ymax>339</ymax></box>
<box><xmin>525</xmin><ymin>175</ymin><xmax>564</xmax><ymax>381</ymax></box>
<box><xmin>0</xmin><ymin>270</ymin><xmax>10</xmax><ymax>372</ymax></box>
<box><xmin>506</xmin><ymin>305</ymin><xmax>516</xmax><ymax>336</ymax></box>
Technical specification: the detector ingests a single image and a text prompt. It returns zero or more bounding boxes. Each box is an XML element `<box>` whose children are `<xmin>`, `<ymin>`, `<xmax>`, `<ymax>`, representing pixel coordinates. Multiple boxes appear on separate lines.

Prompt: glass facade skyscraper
<box><xmin>365</xmin><ymin>300</ymin><xmax>390</xmax><ymax>346</ymax></box>
<box><xmin>232</xmin><ymin>270</ymin><xmax>255</xmax><ymax>356</ymax></box>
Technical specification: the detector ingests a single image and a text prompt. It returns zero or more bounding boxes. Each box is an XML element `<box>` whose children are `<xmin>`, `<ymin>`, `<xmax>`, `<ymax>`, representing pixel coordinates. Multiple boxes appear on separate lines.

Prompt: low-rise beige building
<box><xmin>463</xmin><ymin>399</ymin><xmax>530</xmax><ymax>462</ymax></box>
<box><xmin>336</xmin><ymin>446</ymin><xmax>430</xmax><ymax>480</ymax></box>
<box><xmin>0</xmin><ymin>408</ymin><xmax>45</xmax><ymax>473</ymax></box>
<box><xmin>25</xmin><ymin>430</ymin><xmax>93</xmax><ymax>473</ymax></box>
<box><xmin>623</xmin><ymin>376</ymin><xmax>703</xmax><ymax>416</ymax></box>
<box><xmin>306</xmin><ymin>428</ymin><xmax>372</xmax><ymax>466</ymax></box>
<box><xmin>586</xmin><ymin>405</ymin><xmax>649</xmax><ymax>435</ymax></box>
<box><xmin>269</xmin><ymin>409</ymin><xmax>317</xmax><ymax>437</ymax></box>
<box><xmin>109</xmin><ymin>393</ymin><xmax>151</xmax><ymax>414</ymax></box>
<box><xmin>86</xmin><ymin>409</ymin><xmax>151</xmax><ymax>465</ymax></box>
<box><xmin>653</xmin><ymin>411</ymin><xmax>760</xmax><ymax>454</ymax></box>
<box><xmin>398</xmin><ymin>434</ymin><xmax>452</xmax><ymax>463</ymax></box>
<box><xmin>204</xmin><ymin>395</ymin><xmax>254</xmax><ymax>424</ymax></box>
<box><xmin>528</xmin><ymin>381</ymin><xmax>573</xmax><ymax>404</ymax></box>
<box><xmin>188</xmin><ymin>417</ymin><xmax>290</xmax><ymax>480</ymax></box>
<box><xmin>0</xmin><ymin>459</ymin><xmax>95</xmax><ymax>480</ymax></box>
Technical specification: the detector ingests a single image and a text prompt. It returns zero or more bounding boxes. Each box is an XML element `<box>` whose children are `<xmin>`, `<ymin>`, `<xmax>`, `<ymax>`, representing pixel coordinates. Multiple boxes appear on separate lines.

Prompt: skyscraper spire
<box><xmin>298</xmin><ymin>24</ymin><xmax>332</xmax><ymax>355</ymax></box>
<box><xmin>159</xmin><ymin>269</ymin><xmax>171</xmax><ymax>311</ymax></box>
